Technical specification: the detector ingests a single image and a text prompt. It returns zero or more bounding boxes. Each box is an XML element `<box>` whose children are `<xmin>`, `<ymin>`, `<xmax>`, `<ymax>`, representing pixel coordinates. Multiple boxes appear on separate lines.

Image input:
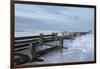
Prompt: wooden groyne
<box><xmin>14</xmin><ymin>31</ymin><xmax>90</xmax><ymax>65</ymax></box>
<box><xmin>14</xmin><ymin>33</ymin><xmax>61</xmax><ymax>64</ymax></box>
<box><xmin>15</xmin><ymin>33</ymin><xmax>57</xmax><ymax>51</ymax></box>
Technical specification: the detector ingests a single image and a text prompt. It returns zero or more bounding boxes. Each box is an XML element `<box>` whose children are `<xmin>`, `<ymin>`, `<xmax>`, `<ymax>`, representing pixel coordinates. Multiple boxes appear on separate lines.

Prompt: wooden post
<box><xmin>72</xmin><ymin>32</ymin><xmax>73</xmax><ymax>37</ymax></box>
<box><xmin>54</xmin><ymin>33</ymin><xmax>58</xmax><ymax>41</ymax></box>
<box><xmin>40</xmin><ymin>33</ymin><xmax>43</xmax><ymax>46</ymax></box>
<box><xmin>62</xmin><ymin>31</ymin><xmax>65</xmax><ymax>39</ymax></box>
<box><xmin>66</xmin><ymin>32</ymin><xmax>69</xmax><ymax>39</ymax></box>
<box><xmin>52</xmin><ymin>33</ymin><xmax>55</xmax><ymax>40</ymax></box>
<box><xmin>29</xmin><ymin>42</ymin><xmax>36</xmax><ymax>61</ymax></box>
<box><xmin>60</xmin><ymin>32</ymin><xmax>64</xmax><ymax>48</ymax></box>
<box><xmin>60</xmin><ymin>37</ymin><xmax>63</xmax><ymax>48</ymax></box>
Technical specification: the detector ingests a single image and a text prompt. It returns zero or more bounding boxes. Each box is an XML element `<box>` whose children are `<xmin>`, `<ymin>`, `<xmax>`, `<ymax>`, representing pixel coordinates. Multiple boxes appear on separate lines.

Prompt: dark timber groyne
<box><xmin>14</xmin><ymin>31</ymin><xmax>89</xmax><ymax>65</ymax></box>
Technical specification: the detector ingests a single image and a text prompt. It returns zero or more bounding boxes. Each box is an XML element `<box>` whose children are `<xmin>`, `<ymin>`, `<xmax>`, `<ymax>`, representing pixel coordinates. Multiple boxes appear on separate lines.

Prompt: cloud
<box><xmin>15</xmin><ymin>4</ymin><xmax>94</xmax><ymax>33</ymax></box>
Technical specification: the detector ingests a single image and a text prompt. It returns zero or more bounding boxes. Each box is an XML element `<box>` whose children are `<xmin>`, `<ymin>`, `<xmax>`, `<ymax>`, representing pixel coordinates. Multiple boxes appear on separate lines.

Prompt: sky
<box><xmin>15</xmin><ymin>4</ymin><xmax>94</xmax><ymax>37</ymax></box>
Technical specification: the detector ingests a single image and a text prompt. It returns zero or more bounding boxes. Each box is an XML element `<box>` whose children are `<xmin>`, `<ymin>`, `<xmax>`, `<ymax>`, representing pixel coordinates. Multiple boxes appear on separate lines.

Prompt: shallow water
<box><xmin>23</xmin><ymin>33</ymin><xmax>94</xmax><ymax>65</ymax></box>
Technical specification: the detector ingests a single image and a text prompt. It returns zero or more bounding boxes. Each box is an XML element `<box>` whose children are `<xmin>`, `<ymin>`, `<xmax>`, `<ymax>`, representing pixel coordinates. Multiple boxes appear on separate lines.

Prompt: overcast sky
<box><xmin>15</xmin><ymin>4</ymin><xmax>94</xmax><ymax>36</ymax></box>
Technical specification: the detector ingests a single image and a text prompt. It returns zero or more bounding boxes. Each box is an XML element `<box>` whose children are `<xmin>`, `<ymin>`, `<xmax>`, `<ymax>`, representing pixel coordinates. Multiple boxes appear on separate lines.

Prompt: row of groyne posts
<box><xmin>18</xmin><ymin>33</ymin><xmax>64</xmax><ymax>61</ymax></box>
<box><xmin>15</xmin><ymin>31</ymin><xmax>90</xmax><ymax>62</ymax></box>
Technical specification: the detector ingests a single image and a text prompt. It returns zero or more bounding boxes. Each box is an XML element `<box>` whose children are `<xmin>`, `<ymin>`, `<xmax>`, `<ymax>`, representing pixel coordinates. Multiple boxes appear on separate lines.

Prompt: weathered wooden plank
<box><xmin>15</xmin><ymin>40</ymin><xmax>39</xmax><ymax>44</ymax></box>
<box><xmin>15</xmin><ymin>44</ymin><xmax>29</xmax><ymax>48</ymax></box>
<box><xmin>15</xmin><ymin>36</ymin><xmax>39</xmax><ymax>40</ymax></box>
<box><xmin>15</xmin><ymin>34</ymin><xmax>54</xmax><ymax>40</ymax></box>
<box><xmin>14</xmin><ymin>47</ymin><xmax>29</xmax><ymax>52</ymax></box>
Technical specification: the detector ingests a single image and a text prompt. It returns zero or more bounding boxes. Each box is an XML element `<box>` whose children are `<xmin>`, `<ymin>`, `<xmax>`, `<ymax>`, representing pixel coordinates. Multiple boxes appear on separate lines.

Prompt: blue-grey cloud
<box><xmin>15</xmin><ymin>4</ymin><xmax>94</xmax><ymax>35</ymax></box>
